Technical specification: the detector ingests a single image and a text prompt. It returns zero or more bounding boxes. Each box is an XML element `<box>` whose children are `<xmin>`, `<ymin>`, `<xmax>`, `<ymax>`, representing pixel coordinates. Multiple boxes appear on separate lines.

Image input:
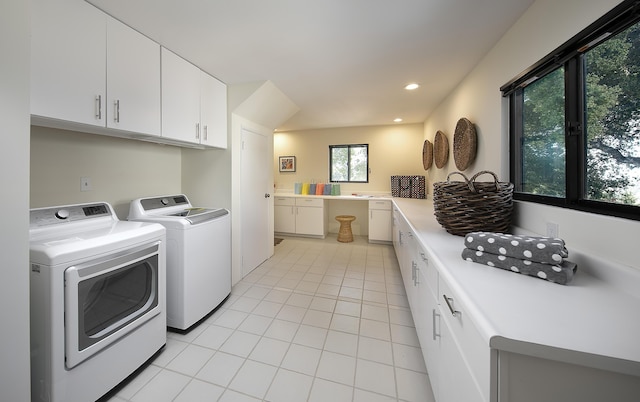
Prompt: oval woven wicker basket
<box><xmin>433</xmin><ymin>171</ymin><xmax>514</xmax><ymax>236</ymax></box>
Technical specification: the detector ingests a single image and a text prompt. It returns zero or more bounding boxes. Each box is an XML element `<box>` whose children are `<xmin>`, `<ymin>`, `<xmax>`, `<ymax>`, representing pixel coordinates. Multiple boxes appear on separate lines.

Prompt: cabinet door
<box><xmin>106</xmin><ymin>18</ymin><xmax>161</xmax><ymax>135</ymax></box>
<box><xmin>31</xmin><ymin>0</ymin><xmax>106</xmax><ymax>126</ymax></box>
<box><xmin>438</xmin><ymin>317</ymin><xmax>484</xmax><ymax>402</ymax></box>
<box><xmin>295</xmin><ymin>206</ymin><xmax>324</xmax><ymax>236</ymax></box>
<box><xmin>274</xmin><ymin>205</ymin><xmax>295</xmax><ymax>233</ymax></box>
<box><xmin>369</xmin><ymin>208</ymin><xmax>392</xmax><ymax>242</ymax></box>
<box><xmin>439</xmin><ymin>278</ymin><xmax>489</xmax><ymax>401</ymax></box>
<box><xmin>200</xmin><ymin>71</ymin><xmax>228</xmax><ymax>148</ymax></box>
<box><xmin>392</xmin><ymin>208</ymin><xmax>401</xmax><ymax>250</ymax></box>
<box><xmin>416</xmin><ymin>254</ymin><xmax>441</xmax><ymax>400</ymax></box>
<box><xmin>161</xmin><ymin>48</ymin><xmax>201</xmax><ymax>143</ymax></box>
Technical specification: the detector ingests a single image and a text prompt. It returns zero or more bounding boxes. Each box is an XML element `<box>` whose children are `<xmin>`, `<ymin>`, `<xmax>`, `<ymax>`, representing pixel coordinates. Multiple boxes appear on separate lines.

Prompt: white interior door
<box><xmin>241</xmin><ymin>128</ymin><xmax>272</xmax><ymax>277</ymax></box>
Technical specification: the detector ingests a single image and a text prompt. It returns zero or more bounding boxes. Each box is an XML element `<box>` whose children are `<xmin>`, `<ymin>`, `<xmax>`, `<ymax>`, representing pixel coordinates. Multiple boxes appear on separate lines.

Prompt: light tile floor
<box><xmin>106</xmin><ymin>235</ymin><xmax>436</xmax><ymax>402</ymax></box>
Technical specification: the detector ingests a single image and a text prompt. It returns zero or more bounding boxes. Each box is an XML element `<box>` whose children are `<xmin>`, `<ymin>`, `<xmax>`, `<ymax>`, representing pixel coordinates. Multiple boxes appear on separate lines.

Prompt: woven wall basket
<box><xmin>433</xmin><ymin>171</ymin><xmax>514</xmax><ymax>236</ymax></box>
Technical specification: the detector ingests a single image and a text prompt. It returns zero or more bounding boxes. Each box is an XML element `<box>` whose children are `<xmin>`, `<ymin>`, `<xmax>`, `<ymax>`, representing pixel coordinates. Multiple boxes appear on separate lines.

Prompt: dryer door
<box><xmin>64</xmin><ymin>242</ymin><xmax>160</xmax><ymax>368</ymax></box>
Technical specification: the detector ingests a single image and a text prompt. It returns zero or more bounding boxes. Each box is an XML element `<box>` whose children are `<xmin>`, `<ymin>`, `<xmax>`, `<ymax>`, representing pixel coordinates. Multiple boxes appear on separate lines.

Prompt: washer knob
<box><xmin>55</xmin><ymin>209</ymin><xmax>70</xmax><ymax>220</ymax></box>
<box><xmin>161</xmin><ymin>198</ymin><xmax>170</xmax><ymax>205</ymax></box>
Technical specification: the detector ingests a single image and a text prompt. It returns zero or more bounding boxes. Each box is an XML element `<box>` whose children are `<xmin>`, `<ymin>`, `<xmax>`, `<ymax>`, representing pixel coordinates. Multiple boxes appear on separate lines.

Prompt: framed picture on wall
<box><xmin>279</xmin><ymin>156</ymin><xmax>296</xmax><ymax>172</ymax></box>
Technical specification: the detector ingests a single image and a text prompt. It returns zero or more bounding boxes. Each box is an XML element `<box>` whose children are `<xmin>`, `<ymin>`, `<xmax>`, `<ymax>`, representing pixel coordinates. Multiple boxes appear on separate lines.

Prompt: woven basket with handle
<box><xmin>433</xmin><ymin>171</ymin><xmax>513</xmax><ymax>236</ymax></box>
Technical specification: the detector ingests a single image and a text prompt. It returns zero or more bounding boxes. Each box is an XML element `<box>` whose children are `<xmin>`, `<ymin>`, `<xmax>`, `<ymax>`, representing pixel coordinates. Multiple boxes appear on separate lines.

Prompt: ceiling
<box><xmin>87</xmin><ymin>0</ymin><xmax>535</xmax><ymax>132</ymax></box>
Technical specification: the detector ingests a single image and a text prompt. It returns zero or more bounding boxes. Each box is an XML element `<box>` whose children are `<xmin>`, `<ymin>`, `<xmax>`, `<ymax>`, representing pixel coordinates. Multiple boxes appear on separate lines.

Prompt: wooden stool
<box><xmin>335</xmin><ymin>215</ymin><xmax>356</xmax><ymax>243</ymax></box>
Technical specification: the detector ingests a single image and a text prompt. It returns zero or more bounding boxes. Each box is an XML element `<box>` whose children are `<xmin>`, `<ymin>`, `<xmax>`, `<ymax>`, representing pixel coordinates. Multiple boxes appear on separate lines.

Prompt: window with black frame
<box><xmin>329</xmin><ymin>144</ymin><xmax>369</xmax><ymax>183</ymax></box>
<box><xmin>503</xmin><ymin>0</ymin><xmax>640</xmax><ymax>220</ymax></box>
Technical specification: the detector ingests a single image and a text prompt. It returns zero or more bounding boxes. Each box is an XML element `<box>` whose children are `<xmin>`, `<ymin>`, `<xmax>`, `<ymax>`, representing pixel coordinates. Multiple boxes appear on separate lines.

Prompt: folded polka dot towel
<box><xmin>464</xmin><ymin>232</ymin><xmax>568</xmax><ymax>265</ymax></box>
<box><xmin>461</xmin><ymin>247</ymin><xmax>577</xmax><ymax>285</ymax></box>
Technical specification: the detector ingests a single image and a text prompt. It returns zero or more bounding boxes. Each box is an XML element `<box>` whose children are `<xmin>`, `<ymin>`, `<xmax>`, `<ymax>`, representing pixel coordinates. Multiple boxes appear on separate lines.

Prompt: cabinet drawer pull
<box><xmin>432</xmin><ymin>309</ymin><xmax>441</xmax><ymax>340</ymax></box>
<box><xmin>443</xmin><ymin>294</ymin><xmax>461</xmax><ymax>317</ymax></box>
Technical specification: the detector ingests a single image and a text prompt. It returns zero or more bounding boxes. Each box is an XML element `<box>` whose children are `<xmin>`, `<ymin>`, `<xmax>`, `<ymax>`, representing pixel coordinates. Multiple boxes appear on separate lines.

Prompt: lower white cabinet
<box><xmin>394</xmin><ymin>201</ymin><xmax>640</xmax><ymax>402</ymax></box>
<box><xmin>368</xmin><ymin>200</ymin><xmax>392</xmax><ymax>243</ymax></box>
<box><xmin>274</xmin><ymin>197</ymin><xmax>327</xmax><ymax>237</ymax></box>
<box><xmin>274</xmin><ymin>197</ymin><xmax>296</xmax><ymax>233</ymax></box>
<box><xmin>395</xmin><ymin>211</ymin><xmax>487</xmax><ymax>402</ymax></box>
<box><xmin>437</xmin><ymin>276</ymin><xmax>487</xmax><ymax>402</ymax></box>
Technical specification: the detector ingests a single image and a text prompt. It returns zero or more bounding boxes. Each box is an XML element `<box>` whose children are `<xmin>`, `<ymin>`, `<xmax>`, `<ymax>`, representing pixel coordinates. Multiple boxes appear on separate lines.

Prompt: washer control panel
<box><xmin>140</xmin><ymin>195</ymin><xmax>189</xmax><ymax>211</ymax></box>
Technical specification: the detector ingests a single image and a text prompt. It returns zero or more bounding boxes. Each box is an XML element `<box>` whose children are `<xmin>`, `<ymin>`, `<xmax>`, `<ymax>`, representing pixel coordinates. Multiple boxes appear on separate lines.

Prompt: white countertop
<box><xmin>391</xmin><ymin>197</ymin><xmax>640</xmax><ymax>377</ymax></box>
<box><xmin>274</xmin><ymin>193</ymin><xmax>392</xmax><ymax>201</ymax></box>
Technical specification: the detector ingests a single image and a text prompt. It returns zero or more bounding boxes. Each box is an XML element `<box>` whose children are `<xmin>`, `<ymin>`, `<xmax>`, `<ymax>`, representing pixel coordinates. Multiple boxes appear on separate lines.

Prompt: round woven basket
<box><xmin>433</xmin><ymin>171</ymin><xmax>513</xmax><ymax>236</ymax></box>
<box><xmin>422</xmin><ymin>140</ymin><xmax>433</xmax><ymax>170</ymax></box>
<box><xmin>453</xmin><ymin>118</ymin><xmax>477</xmax><ymax>171</ymax></box>
<box><xmin>434</xmin><ymin>130</ymin><xmax>449</xmax><ymax>168</ymax></box>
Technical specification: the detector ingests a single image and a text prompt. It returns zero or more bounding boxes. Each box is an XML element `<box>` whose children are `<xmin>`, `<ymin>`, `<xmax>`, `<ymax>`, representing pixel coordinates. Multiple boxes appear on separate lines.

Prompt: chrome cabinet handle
<box><xmin>95</xmin><ymin>95</ymin><xmax>102</xmax><ymax>120</ymax></box>
<box><xmin>443</xmin><ymin>294</ymin><xmax>461</xmax><ymax>317</ymax></box>
<box><xmin>432</xmin><ymin>309</ymin><xmax>441</xmax><ymax>340</ymax></box>
<box><xmin>196</xmin><ymin>123</ymin><xmax>200</xmax><ymax>139</ymax></box>
<box><xmin>203</xmin><ymin>125</ymin><xmax>208</xmax><ymax>140</ymax></box>
<box><xmin>114</xmin><ymin>100</ymin><xmax>120</xmax><ymax>123</ymax></box>
<box><xmin>420</xmin><ymin>252</ymin><xmax>428</xmax><ymax>263</ymax></box>
<box><xmin>411</xmin><ymin>261</ymin><xmax>416</xmax><ymax>283</ymax></box>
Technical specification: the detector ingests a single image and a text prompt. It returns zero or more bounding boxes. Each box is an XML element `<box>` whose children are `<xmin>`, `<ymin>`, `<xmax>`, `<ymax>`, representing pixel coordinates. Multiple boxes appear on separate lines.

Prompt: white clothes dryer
<box><xmin>29</xmin><ymin>202</ymin><xmax>166</xmax><ymax>402</ymax></box>
<box><xmin>128</xmin><ymin>194</ymin><xmax>231</xmax><ymax>330</ymax></box>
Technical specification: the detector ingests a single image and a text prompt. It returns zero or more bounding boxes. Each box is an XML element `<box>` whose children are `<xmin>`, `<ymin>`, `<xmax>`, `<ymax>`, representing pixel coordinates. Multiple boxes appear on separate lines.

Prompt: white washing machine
<box><xmin>29</xmin><ymin>202</ymin><xmax>166</xmax><ymax>402</ymax></box>
<box><xmin>128</xmin><ymin>194</ymin><xmax>231</xmax><ymax>330</ymax></box>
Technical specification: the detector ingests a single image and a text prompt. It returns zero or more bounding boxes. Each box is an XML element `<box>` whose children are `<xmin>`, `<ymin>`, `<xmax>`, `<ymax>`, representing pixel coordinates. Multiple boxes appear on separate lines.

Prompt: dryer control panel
<box><xmin>30</xmin><ymin>202</ymin><xmax>113</xmax><ymax>227</ymax></box>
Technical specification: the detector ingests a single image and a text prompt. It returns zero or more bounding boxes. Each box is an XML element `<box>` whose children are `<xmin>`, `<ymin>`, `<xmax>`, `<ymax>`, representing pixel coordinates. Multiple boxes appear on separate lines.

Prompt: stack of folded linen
<box><xmin>461</xmin><ymin>232</ymin><xmax>578</xmax><ymax>285</ymax></box>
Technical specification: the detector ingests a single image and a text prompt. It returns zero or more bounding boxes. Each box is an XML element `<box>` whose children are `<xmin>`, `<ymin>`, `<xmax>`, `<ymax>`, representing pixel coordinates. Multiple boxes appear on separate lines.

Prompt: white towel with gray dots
<box><xmin>461</xmin><ymin>248</ymin><xmax>577</xmax><ymax>285</ymax></box>
<box><xmin>464</xmin><ymin>232</ymin><xmax>568</xmax><ymax>265</ymax></box>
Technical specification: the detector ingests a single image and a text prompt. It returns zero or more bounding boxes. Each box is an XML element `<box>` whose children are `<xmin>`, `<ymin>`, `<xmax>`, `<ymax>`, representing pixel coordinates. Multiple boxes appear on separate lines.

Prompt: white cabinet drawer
<box><xmin>417</xmin><ymin>247</ymin><xmax>438</xmax><ymax>300</ymax></box>
<box><xmin>274</xmin><ymin>196</ymin><xmax>295</xmax><ymax>206</ymax></box>
<box><xmin>439</xmin><ymin>276</ymin><xmax>490</xmax><ymax>400</ymax></box>
<box><xmin>295</xmin><ymin>197</ymin><xmax>324</xmax><ymax>207</ymax></box>
<box><xmin>369</xmin><ymin>199</ymin><xmax>392</xmax><ymax>210</ymax></box>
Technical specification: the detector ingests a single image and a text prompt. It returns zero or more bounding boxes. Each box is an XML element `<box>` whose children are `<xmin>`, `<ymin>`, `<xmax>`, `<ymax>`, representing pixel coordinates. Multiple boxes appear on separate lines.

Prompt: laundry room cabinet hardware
<box><xmin>95</xmin><ymin>95</ymin><xmax>102</xmax><ymax>120</ymax></box>
<box><xmin>443</xmin><ymin>295</ymin><xmax>460</xmax><ymax>317</ymax></box>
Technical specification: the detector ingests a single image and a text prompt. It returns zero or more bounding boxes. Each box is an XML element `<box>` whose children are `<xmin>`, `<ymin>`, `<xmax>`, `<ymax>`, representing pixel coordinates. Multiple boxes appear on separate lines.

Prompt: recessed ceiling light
<box><xmin>394</xmin><ymin>118</ymin><xmax>403</xmax><ymax>123</ymax></box>
<box><xmin>404</xmin><ymin>83</ymin><xmax>420</xmax><ymax>90</ymax></box>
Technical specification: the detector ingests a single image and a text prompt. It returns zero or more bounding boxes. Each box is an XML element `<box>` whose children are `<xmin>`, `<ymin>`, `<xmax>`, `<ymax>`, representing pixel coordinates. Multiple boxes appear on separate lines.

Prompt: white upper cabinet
<box><xmin>31</xmin><ymin>0</ymin><xmax>107</xmax><ymax>126</ymax></box>
<box><xmin>161</xmin><ymin>48</ymin><xmax>201</xmax><ymax>143</ymax></box>
<box><xmin>31</xmin><ymin>0</ymin><xmax>225</xmax><ymax>148</ymax></box>
<box><xmin>31</xmin><ymin>0</ymin><xmax>161</xmax><ymax>136</ymax></box>
<box><xmin>106</xmin><ymin>18</ymin><xmax>161</xmax><ymax>136</ymax></box>
<box><xmin>161</xmin><ymin>48</ymin><xmax>228</xmax><ymax>148</ymax></box>
<box><xmin>200</xmin><ymin>71</ymin><xmax>228</xmax><ymax>148</ymax></box>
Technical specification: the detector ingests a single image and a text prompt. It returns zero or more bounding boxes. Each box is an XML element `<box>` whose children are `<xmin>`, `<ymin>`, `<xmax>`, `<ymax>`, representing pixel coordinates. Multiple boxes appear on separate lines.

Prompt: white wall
<box><xmin>274</xmin><ymin>123</ymin><xmax>426</xmax><ymax>194</ymax></box>
<box><xmin>31</xmin><ymin>126</ymin><xmax>183</xmax><ymax>218</ymax></box>
<box><xmin>1</xmin><ymin>0</ymin><xmax>31</xmax><ymax>400</ymax></box>
<box><xmin>423</xmin><ymin>0</ymin><xmax>638</xmax><ymax>270</ymax></box>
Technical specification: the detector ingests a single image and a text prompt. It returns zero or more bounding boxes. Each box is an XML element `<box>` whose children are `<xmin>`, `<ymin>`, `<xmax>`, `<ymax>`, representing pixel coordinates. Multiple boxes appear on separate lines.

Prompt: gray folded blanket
<box><xmin>464</xmin><ymin>232</ymin><xmax>568</xmax><ymax>265</ymax></box>
<box><xmin>461</xmin><ymin>248</ymin><xmax>577</xmax><ymax>285</ymax></box>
